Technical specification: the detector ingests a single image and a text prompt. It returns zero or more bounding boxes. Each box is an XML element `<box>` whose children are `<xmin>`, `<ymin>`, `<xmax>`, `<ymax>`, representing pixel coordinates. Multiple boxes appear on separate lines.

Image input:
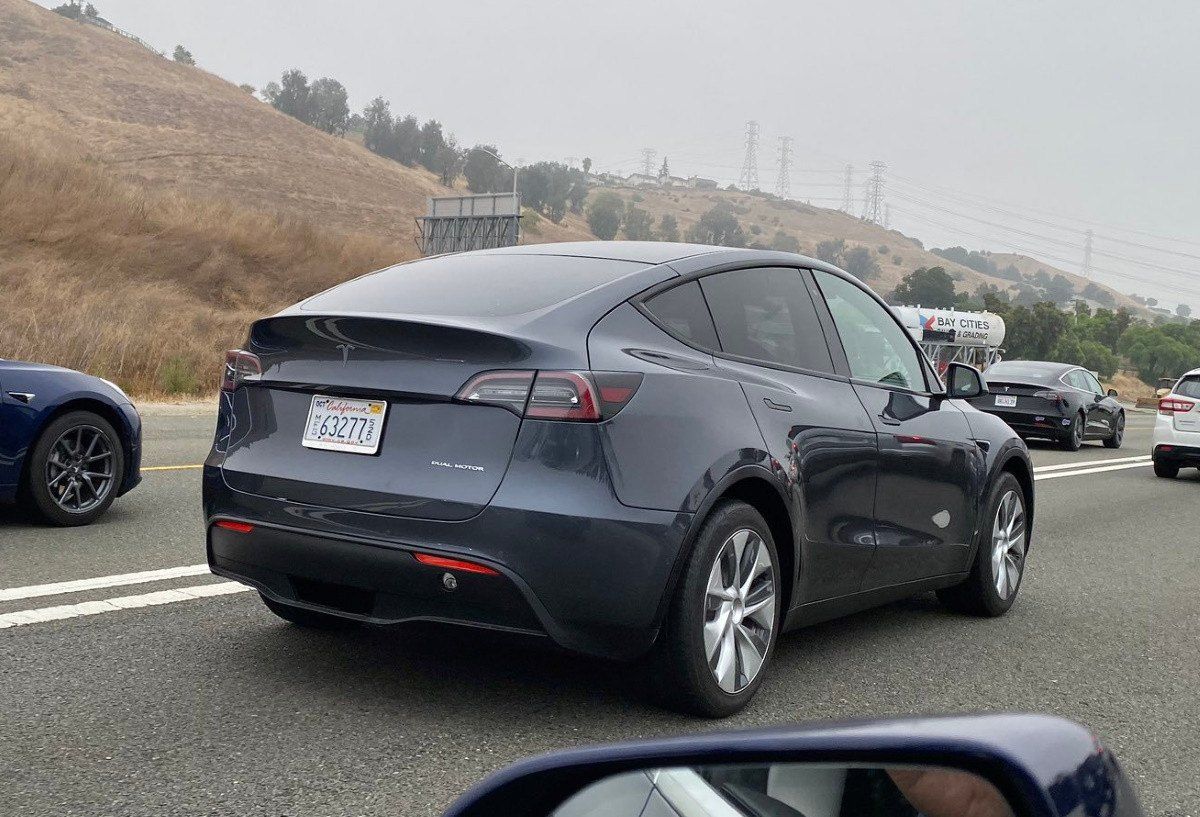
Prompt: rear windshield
<box><xmin>302</xmin><ymin>254</ymin><xmax>645</xmax><ymax>317</ymax></box>
<box><xmin>984</xmin><ymin>362</ymin><xmax>1059</xmax><ymax>384</ymax></box>
<box><xmin>1176</xmin><ymin>376</ymin><xmax>1200</xmax><ymax>399</ymax></box>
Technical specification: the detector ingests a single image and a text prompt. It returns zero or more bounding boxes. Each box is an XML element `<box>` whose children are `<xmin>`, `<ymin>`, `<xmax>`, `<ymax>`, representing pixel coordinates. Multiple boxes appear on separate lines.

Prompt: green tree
<box><xmin>418</xmin><ymin>120</ymin><xmax>444</xmax><ymax>172</ymax></box>
<box><xmin>463</xmin><ymin>146</ymin><xmax>503</xmax><ymax>194</ymax></box>
<box><xmin>264</xmin><ymin>69</ymin><xmax>311</xmax><ymax>123</ymax></box>
<box><xmin>172</xmin><ymin>45</ymin><xmax>195</xmax><ymax>66</ymax></box>
<box><xmin>813</xmin><ymin>238</ymin><xmax>847</xmax><ymax>267</ymax></box>
<box><xmin>308</xmin><ymin>77</ymin><xmax>350</xmax><ymax>135</ymax></box>
<box><xmin>238</xmin><ymin>83</ymin><xmax>256</xmax><ymax>95</ymax></box>
<box><xmin>434</xmin><ymin>137</ymin><xmax>463</xmax><ymax>187</ymax></box>
<box><xmin>587</xmin><ymin>191</ymin><xmax>624</xmax><ymax>240</ymax></box>
<box><xmin>770</xmin><ymin>230</ymin><xmax>800</xmax><ymax>253</ymax></box>
<box><xmin>361</xmin><ymin>97</ymin><xmax>394</xmax><ymax>155</ymax></box>
<box><xmin>842</xmin><ymin>246</ymin><xmax>881</xmax><ymax>282</ymax></box>
<box><xmin>392</xmin><ymin>115</ymin><xmax>421</xmax><ymax>165</ymax></box>
<box><xmin>52</xmin><ymin>2</ymin><xmax>83</xmax><ymax>19</ymax></box>
<box><xmin>1177</xmin><ymin>303</ymin><xmax>1193</xmax><ymax>318</ymax></box>
<box><xmin>582</xmin><ymin>157</ymin><xmax>592</xmax><ymax>175</ymax></box>
<box><xmin>658</xmin><ymin>214</ymin><xmax>680</xmax><ymax>243</ymax></box>
<box><xmin>889</xmin><ymin>266</ymin><xmax>957</xmax><ymax>308</ymax></box>
<box><xmin>622</xmin><ymin>205</ymin><xmax>655</xmax><ymax>240</ymax></box>
<box><xmin>659</xmin><ymin>156</ymin><xmax>670</xmax><ymax>177</ymax></box>
<box><xmin>686</xmin><ymin>203</ymin><xmax>746</xmax><ymax>247</ymax></box>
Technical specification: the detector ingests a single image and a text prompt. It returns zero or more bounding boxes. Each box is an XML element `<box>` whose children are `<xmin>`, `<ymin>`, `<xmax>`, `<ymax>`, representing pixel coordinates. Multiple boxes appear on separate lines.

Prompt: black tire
<box><xmin>259</xmin><ymin>592</ymin><xmax>360</xmax><ymax>629</ymax></box>
<box><xmin>1153</xmin><ymin>461</ymin><xmax>1179</xmax><ymax>479</ymax></box>
<box><xmin>937</xmin><ymin>472</ymin><xmax>1028</xmax><ymax>617</ymax></box>
<box><xmin>22</xmin><ymin>411</ymin><xmax>124</xmax><ymax>527</ymax></box>
<box><xmin>1061</xmin><ymin>413</ymin><xmax>1085</xmax><ymax>451</ymax></box>
<box><xmin>647</xmin><ymin>500</ymin><xmax>782</xmax><ymax>718</ymax></box>
<box><xmin>1103</xmin><ymin>412</ymin><xmax>1125</xmax><ymax>449</ymax></box>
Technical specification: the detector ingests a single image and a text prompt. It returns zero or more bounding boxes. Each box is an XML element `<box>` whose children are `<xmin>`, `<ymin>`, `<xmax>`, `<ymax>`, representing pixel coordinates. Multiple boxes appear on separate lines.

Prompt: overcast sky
<box><xmin>41</xmin><ymin>0</ymin><xmax>1200</xmax><ymax>308</ymax></box>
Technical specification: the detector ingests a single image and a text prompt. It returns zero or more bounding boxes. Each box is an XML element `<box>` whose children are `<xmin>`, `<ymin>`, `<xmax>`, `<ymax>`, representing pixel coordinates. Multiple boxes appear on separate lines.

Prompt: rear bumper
<box><xmin>1152</xmin><ymin>443</ymin><xmax>1200</xmax><ymax>468</ymax></box>
<box><xmin>203</xmin><ymin>461</ymin><xmax>690</xmax><ymax>661</ymax></box>
<box><xmin>977</xmin><ymin>408</ymin><xmax>1071</xmax><ymax>438</ymax></box>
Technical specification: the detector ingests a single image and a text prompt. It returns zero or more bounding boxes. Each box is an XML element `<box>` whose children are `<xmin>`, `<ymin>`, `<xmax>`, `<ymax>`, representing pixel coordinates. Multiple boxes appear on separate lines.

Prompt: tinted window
<box><xmin>698</xmin><ymin>268</ymin><xmax>834</xmax><ymax>372</ymax></box>
<box><xmin>1063</xmin><ymin>370</ymin><xmax>1092</xmax><ymax>391</ymax></box>
<box><xmin>642</xmin><ymin>281</ymin><xmax>719</xmax><ymax>348</ymax></box>
<box><xmin>1082</xmin><ymin>371</ymin><xmax>1105</xmax><ymax>394</ymax></box>
<box><xmin>1176</xmin><ymin>376</ymin><xmax>1200</xmax><ymax>399</ymax></box>
<box><xmin>813</xmin><ymin>270</ymin><xmax>925</xmax><ymax>391</ymax></box>
<box><xmin>303</xmin><ymin>254</ymin><xmax>645</xmax><ymax>317</ymax></box>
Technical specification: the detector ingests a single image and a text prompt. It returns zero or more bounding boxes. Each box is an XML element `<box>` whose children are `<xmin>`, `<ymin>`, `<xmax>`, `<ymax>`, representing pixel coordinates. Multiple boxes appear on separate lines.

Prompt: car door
<box><xmin>695</xmin><ymin>267</ymin><xmax>879</xmax><ymax>602</ymax></box>
<box><xmin>810</xmin><ymin>269</ymin><xmax>983</xmax><ymax>588</ymax></box>
<box><xmin>1073</xmin><ymin>369</ymin><xmax>1114</xmax><ymax>438</ymax></box>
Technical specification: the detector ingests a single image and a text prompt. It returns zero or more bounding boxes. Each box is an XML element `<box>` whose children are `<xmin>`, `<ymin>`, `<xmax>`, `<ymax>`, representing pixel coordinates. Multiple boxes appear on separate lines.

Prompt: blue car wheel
<box><xmin>24</xmin><ymin>410</ymin><xmax>125</xmax><ymax>527</ymax></box>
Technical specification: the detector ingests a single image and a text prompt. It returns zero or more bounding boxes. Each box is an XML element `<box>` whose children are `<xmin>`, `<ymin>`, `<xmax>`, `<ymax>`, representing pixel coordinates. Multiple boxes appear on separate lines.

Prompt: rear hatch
<box><xmin>973</xmin><ymin>380</ymin><xmax>1069</xmax><ymax>415</ymax></box>
<box><xmin>1169</xmin><ymin>376</ymin><xmax>1200</xmax><ymax>433</ymax></box>
<box><xmin>219</xmin><ymin>315</ymin><xmax>536</xmax><ymax>521</ymax></box>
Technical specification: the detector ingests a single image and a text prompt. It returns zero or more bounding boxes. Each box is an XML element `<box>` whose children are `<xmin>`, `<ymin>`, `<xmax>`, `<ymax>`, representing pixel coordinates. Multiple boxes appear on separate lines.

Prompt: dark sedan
<box><xmin>0</xmin><ymin>360</ymin><xmax>142</xmax><ymax>525</ymax></box>
<box><xmin>969</xmin><ymin>360</ymin><xmax>1125</xmax><ymax>450</ymax></box>
<box><xmin>204</xmin><ymin>242</ymin><xmax>1034</xmax><ymax>716</ymax></box>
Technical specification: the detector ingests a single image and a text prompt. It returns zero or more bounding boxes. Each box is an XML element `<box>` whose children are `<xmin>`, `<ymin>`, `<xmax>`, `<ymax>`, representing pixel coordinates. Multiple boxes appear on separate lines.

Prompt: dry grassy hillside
<box><xmin>0</xmin><ymin>0</ymin><xmax>448</xmax><ymax>242</ymax></box>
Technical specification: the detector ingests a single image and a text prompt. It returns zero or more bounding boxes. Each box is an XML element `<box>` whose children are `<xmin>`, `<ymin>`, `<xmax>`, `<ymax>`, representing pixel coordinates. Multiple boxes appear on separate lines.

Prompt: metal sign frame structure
<box><xmin>416</xmin><ymin>193</ymin><xmax>521</xmax><ymax>256</ymax></box>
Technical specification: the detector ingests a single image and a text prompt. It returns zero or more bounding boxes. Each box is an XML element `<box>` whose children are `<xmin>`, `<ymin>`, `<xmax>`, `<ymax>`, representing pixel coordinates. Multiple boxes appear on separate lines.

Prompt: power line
<box><xmin>738</xmin><ymin>121</ymin><xmax>760</xmax><ymax>191</ymax></box>
<box><xmin>775</xmin><ymin>136</ymin><xmax>792</xmax><ymax>199</ymax></box>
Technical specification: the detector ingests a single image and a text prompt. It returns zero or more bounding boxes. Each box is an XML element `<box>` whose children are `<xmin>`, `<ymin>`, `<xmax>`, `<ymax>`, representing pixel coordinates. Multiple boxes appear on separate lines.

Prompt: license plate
<box><xmin>302</xmin><ymin>395</ymin><xmax>387</xmax><ymax>455</ymax></box>
<box><xmin>994</xmin><ymin>395</ymin><xmax>1017</xmax><ymax>408</ymax></box>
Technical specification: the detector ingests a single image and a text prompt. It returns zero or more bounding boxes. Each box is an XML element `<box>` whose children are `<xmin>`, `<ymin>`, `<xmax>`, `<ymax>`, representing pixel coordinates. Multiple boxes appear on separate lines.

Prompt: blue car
<box><xmin>204</xmin><ymin>242</ymin><xmax>1032</xmax><ymax>716</ymax></box>
<box><xmin>0</xmin><ymin>360</ymin><xmax>142</xmax><ymax>526</ymax></box>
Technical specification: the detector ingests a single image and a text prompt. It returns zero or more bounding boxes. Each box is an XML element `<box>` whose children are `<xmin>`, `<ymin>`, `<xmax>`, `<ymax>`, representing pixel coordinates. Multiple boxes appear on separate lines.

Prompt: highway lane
<box><xmin>2</xmin><ymin>405</ymin><xmax>1195</xmax><ymax>816</ymax></box>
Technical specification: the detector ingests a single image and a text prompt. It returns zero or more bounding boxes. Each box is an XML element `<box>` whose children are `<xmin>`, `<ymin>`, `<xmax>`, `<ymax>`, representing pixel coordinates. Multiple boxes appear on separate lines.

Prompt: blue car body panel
<box><xmin>444</xmin><ymin>714</ymin><xmax>1143</xmax><ymax>817</ymax></box>
<box><xmin>0</xmin><ymin>360</ymin><xmax>142</xmax><ymax>503</ymax></box>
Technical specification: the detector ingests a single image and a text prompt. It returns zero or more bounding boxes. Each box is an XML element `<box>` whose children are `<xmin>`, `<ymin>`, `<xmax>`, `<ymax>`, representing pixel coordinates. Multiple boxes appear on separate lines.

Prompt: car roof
<box><xmin>467</xmin><ymin>241</ymin><xmax>723</xmax><ymax>264</ymax></box>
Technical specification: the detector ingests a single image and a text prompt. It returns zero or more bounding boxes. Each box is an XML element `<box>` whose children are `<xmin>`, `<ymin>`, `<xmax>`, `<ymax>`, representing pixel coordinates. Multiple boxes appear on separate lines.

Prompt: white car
<box><xmin>1153</xmin><ymin>367</ymin><xmax>1200</xmax><ymax>478</ymax></box>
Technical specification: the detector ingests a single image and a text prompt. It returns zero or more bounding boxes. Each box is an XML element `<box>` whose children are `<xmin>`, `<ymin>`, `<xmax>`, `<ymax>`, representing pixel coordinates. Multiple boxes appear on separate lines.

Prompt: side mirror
<box><xmin>947</xmin><ymin>362</ymin><xmax>988</xmax><ymax>400</ymax></box>
<box><xmin>1107</xmin><ymin>388</ymin><xmax>1119</xmax><ymax>398</ymax></box>
<box><xmin>444</xmin><ymin>715</ymin><xmax>1144</xmax><ymax>817</ymax></box>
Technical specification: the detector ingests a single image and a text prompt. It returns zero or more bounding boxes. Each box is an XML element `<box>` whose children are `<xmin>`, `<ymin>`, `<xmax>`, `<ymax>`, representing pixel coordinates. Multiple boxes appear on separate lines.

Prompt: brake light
<box><xmin>455</xmin><ymin>370</ymin><xmax>641</xmax><ymax>421</ymax></box>
<box><xmin>1160</xmin><ymin>397</ymin><xmax>1195</xmax><ymax>415</ymax></box>
<box><xmin>214</xmin><ymin>520</ymin><xmax>254</xmax><ymax>533</ymax></box>
<box><xmin>222</xmin><ymin>349</ymin><xmax>262</xmax><ymax>392</ymax></box>
<box><xmin>413</xmin><ymin>552</ymin><xmax>500</xmax><ymax>575</ymax></box>
<box><xmin>1033</xmin><ymin>390</ymin><xmax>1066</xmax><ymax>405</ymax></box>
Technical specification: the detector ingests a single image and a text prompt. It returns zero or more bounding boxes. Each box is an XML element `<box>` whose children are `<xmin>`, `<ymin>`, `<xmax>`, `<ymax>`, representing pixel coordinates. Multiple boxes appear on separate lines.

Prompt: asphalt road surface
<box><xmin>2</xmin><ymin>404</ymin><xmax>1195</xmax><ymax>816</ymax></box>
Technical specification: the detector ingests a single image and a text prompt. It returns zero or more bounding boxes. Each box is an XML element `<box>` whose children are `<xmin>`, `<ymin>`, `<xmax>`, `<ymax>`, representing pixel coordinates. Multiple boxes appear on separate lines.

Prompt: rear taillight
<box><xmin>1160</xmin><ymin>397</ymin><xmax>1195</xmax><ymax>415</ymax></box>
<box><xmin>455</xmin><ymin>370</ymin><xmax>642</xmax><ymax>421</ymax></box>
<box><xmin>1033</xmin><ymin>390</ymin><xmax>1066</xmax><ymax>404</ymax></box>
<box><xmin>222</xmin><ymin>349</ymin><xmax>262</xmax><ymax>392</ymax></box>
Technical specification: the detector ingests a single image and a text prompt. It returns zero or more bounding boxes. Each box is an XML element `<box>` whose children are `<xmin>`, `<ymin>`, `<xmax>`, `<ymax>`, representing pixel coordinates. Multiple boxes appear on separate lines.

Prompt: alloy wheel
<box><xmin>45</xmin><ymin>425</ymin><xmax>115</xmax><ymax>514</ymax></box>
<box><xmin>1113</xmin><ymin>414</ymin><xmax>1125</xmax><ymax>445</ymax></box>
<box><xmin>703</xmin><ymin>528</ymin><xmax>776</xmax><ymax>694</ymax></box>
<box><xmin>1073</xmin><ymin>416</ymin><xmax>1084</xmax><ymax>447</ymax></box>
<box><xmin>991</xmin><ymin>490</ymin><xmax>1026</xmax><ymax>599</ymax></box>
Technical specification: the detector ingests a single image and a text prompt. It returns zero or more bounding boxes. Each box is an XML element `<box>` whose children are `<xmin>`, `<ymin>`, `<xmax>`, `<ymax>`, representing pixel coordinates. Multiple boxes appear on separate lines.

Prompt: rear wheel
<box><xmin>1061</xmin><ymin>413</ymin><xmax>1085</xmax><ymax>451</ymax></box>
<box><xmin>1103</xmin><ymin>412</ymin><xmax>1125</xmax><ymax>449</ymax></box>
<box><xmin>937</xmin><ymin>472</ymin><xmax>1027</xmax><ymax>617</ymax></box>
<box><xmin>1154</xmin><ymin>461</ymin><xmax>1179</xmax><ymax>479</ymax></box>
<box><xmin>260</xmin><ymin>593</ymin><xmax>360</xmax><ymax>629</ymax></box>
<box><xmin>24</xmin><ymin>411</ymin><xmax>124</xmax><ymax>526</ymax></box>
<box><xmin>648</xmin><ymin>500</ymin><xmax>781</xmax><ymax>718</ymax></box>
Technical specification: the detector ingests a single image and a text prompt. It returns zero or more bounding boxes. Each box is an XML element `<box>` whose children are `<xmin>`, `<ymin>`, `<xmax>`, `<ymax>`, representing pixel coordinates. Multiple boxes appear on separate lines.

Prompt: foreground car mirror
<box><xmin>947</xmin><ymin>362</ymin><xmax>988</xmax><ymax>399</ymax></box>
<box><xmin>1107</xmin><ymin>388</ymin><xmax>1119</xmax><ymax>398</ymax></box>
<box><xmin>444</xmin><ymin>714</ymin><xmax>1144</xmax><ymax>817</ymax></box>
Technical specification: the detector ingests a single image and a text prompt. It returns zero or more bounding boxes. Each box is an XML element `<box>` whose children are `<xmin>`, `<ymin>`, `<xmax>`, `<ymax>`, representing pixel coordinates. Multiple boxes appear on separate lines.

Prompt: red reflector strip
<box><xmin>413</xmin><ymin>552</ymin><xmax>500</xmax><ymax>575</ymax></box>
<box><xmin>214</xmin><ymin>520</ymin><xmax>254</xmax><ymax>533</ymax></box>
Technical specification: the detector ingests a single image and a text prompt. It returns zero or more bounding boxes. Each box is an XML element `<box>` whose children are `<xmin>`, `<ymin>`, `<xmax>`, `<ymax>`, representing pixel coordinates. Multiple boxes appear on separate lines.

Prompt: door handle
<box><xmin>763</xmin><ymin>397</ymin><xmax>792</xmax><ymax>412</ymax></box>
<box><xmin>877</xmin><ymin>414</ymin><xmax>901</xmax><ymax>426</ymax></box>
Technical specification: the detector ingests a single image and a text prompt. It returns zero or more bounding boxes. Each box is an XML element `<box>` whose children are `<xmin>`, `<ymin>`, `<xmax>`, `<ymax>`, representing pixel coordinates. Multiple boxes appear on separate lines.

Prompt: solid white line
<box><xmin>0</xmin><ymin>564</ymin><xmax>210</xmax><ymax>602</ymax></box>
<box><xmin>1034</xmin><ymin>455</ymin><xmax>1151</xmax><ymax>473</ymax></box>
<box><xmin>0</xmin><ymin>582</ymin><xmax>250</xmax><ymax>629</ymax></box>
<box><xmin>1034</xmin><ymin>461</ymin><xmax>1153</xmax><ymax>481</ymax></box>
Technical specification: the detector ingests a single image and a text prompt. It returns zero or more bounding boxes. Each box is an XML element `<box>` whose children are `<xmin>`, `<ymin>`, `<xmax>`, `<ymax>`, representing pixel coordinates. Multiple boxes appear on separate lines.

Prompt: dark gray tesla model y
<box><xmin>203</xmin><ymin>242</ymin><xmax>1034</xmax><ymax>716</ymax></box>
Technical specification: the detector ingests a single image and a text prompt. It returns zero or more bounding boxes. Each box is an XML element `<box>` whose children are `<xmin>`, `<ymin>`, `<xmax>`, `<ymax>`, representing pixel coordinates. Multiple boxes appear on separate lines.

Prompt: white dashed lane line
<box><xmin>0</xmin><ymin>582</ymin><xmax>250</xmax><ymax>629</ymax></box>
<box><xmin>0</xmin><ymin>564</ymin><xmax>211</xmax><ymax>602</ymax></box>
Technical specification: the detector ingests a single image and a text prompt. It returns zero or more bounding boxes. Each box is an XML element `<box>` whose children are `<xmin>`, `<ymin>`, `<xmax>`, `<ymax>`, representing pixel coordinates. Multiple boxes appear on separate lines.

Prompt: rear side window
<box><xmin>1176</xmin><ymin>376</ymin><xmax>1200</xmax><ymax>399</ymax></box>
<box><xmin>303</xmin><ymin>254</ymin><xmax>645</xmax><ymax>317</ymax></box>
<box><xmin>642</xmin><ymin>281</ymin><xmax>719</xmax><ymax>349</ymax></box>
<box><xmin>698</xmin><ymin>267</ymin><xmax>834</xmax><ymax>373</ymax></box>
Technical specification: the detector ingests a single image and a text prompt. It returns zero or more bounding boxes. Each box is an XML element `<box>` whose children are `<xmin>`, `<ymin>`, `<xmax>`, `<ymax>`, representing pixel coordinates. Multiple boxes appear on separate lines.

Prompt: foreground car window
<box><xmin>813</xmin><ymin>270</ymin><xmax>925</xmax><ymax>391</ymax></box>
<box><xmin>643</xmin><ymin>281</ymin><xmax>720</xmax><ymax>349</ymax></box>
<box><xmin>303</xmin><ymin>253</ymin><xmax>645</xmax><ymax>317</ymax></box>
<box><xmin>699</xmin><ymin>267</ymin><xmax>834</xmax><ymax>372</ymax></box>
